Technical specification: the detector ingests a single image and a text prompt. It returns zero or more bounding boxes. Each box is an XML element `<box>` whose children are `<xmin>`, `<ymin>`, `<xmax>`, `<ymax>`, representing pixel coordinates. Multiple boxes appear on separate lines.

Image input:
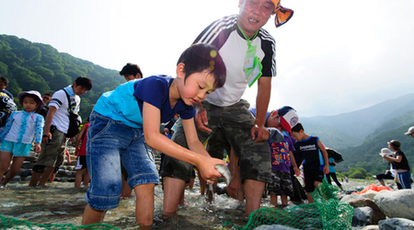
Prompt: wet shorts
<box><xmin>35</xmin><ymin>128</ymin><xmax>66</xmax><ymax>168</ymax></box>
<box><xmin>75</xmin><ymin>155</ymin><xmax>87</xmax><ymax>170</ymax></box>
<box><xmin>304</xmin><ymin>169</ymin><xmax>324</xmax><ymax>192</ymax></box>
<box><xmin>160</xmin><ymin>100</ymin><xmax>271</xmax><ymax>184</ymax></box>
<box><xmin>85</xmin><ymin>111</ymin><xmax>159</xmax><ymax>210</ymax></box>
<box><xmin>0</xmin><ymin>140</ymin><xmax>32</xmax><ymax>156</ymax></box>
<box><xmin>267</xmin><ymin>170</ymin><xmax>293</xmax><ymax>196</ymax></box>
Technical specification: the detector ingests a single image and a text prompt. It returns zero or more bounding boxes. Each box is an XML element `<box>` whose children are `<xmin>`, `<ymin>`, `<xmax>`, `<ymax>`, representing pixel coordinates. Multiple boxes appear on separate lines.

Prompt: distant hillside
<box><xmin>301</xmin><ymin>93</ymin><xmax>414</xmax><ymax>148</ymax></box>
<box><xmin>336</xmin><ymin>124</ymin><xmax>414</xmax><ymax>175</ymax></box>
<box><xmin>0</xmin><ymin>34</ymin><xmax>125</xmax><ymax>120</ymax></box>
<box><xmin>294</xmin><ymin>119</ymin><xmax>362</xmax><ymax>149</ymax></box>
<box><xmin>365</xmin><ymin>110</ymin><xmax>414</xmax><ymax>142</ymax></box>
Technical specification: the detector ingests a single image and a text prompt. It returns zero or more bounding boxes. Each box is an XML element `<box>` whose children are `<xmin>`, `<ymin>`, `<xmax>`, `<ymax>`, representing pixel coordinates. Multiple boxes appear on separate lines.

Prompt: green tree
<box><xmin>348</xmin><ymin>167</ymin><xmax>367</xmax><ymax>179</ymax></box>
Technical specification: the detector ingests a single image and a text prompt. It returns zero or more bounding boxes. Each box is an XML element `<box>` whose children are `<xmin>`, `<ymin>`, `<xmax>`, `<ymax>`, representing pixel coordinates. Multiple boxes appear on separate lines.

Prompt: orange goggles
<box><xmin>274</xmin><ymin>6</ymin><xmax>294</xmax><ymax>28</ymax></box>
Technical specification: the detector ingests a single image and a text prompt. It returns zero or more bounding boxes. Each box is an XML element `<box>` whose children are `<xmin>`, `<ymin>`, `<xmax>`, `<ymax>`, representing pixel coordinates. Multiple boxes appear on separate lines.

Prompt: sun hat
<box><xmin>387</xmin><ymin>140</ymin><xmax>401</xmax><ymax>148</ymax></box>
<box><xmin>404</xmin><ymin>126</ymin><xmax>414</xmax><ymax>135</ymax></box>
<box><xmin>277</xmin><ymin>106</ymin><xmax>299</xmax><ymax>134</ymax></box>
<box><xmin>379</xmin><ymin>148</ymin><xmax>393</xmax><ymax>156</ymax></box>
<box><xmin>271</xmin><ymin>0</ymin><xmax>294</xmax><ymax>28</ymax></box>
<box><xmin>119</xmin><ymin>63</ymin><xmax>142</xmax><ymax>77</ymax></box>
<box><xmin>17</xmin><ymin>90</ymin><xmax>45</xmax><ymax>110</ymax></box>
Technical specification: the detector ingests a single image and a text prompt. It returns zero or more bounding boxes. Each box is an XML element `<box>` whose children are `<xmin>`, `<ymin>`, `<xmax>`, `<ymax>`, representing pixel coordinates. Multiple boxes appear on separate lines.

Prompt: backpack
<box><xmin>63</xmin><ymin>89</ymin><xmax>80</xmax><ymax>138</ymax></box>
<box><xmin>0</xmin><ymin>93</ymin><xmax>16</xmax><ymax>127</ymax></box>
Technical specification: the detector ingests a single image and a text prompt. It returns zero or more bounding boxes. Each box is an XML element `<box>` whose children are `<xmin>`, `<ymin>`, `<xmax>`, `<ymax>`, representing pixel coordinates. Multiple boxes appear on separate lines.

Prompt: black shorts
<box><xmin>75</xmin><ymin>156</ymin><xmax>87</xmax><ymax>170</ymax></box>
<box><xmin>304</xmin><ymin>170</ymin><xmax>324</xmax><ymax>192</ymax></box>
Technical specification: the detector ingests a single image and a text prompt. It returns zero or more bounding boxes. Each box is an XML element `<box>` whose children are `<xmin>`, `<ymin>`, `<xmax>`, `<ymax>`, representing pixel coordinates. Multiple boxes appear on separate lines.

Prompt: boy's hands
<box><xmin>323</xmin><ymin>165</ymin><xmax>329</xmax><ymax>175</ymax></box>
<box><xmin>196</xmin><ymin>156</ymin><xmax>225</xmax><ymax>184</ymax></box>
<box><xmin>194</xmin><ymin>103</ymin><xmax>212</xmax><ymax>133</ymax></box>
<box><xmin>293</xmin><ymin>167</ymin><xmax>300</xmax><ymax>177</ymax></box>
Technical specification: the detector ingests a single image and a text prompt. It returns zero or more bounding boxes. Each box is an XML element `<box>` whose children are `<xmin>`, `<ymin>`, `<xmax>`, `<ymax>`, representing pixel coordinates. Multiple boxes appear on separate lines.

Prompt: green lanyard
<box><xmin>237</xmin><ymin>24</ymin><xmax>263</xmax><ymax>87</ymax></box>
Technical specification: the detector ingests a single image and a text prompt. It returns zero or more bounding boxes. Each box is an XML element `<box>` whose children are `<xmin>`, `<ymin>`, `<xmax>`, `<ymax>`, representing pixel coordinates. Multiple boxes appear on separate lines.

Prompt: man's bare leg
<box><xmin>244</xmin><ymin>179</ymin><xmax>264</xmax><ymax>216</ymax></box>
<box><xmin>38</xmin><ymin>166</ymin><xmax>55</xmax><ymax>186</ymax></box>
<box><xmin>163</xmin><ymin>177</ymin><xmax>185</xmax><ymax>217</ymax></box>
<box><xmin>29</xmin><ymin>171</ymin><xmax>42</xmax><ymax>186</ymax></box>
<box><xmin>227</xmin><ymin>148</ymin><xmax>244</xmax><ymax>201</ymax></box>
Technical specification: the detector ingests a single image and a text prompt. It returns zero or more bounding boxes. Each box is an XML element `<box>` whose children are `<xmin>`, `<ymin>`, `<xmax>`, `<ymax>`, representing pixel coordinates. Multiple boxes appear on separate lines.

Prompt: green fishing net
<box><xmin>0</xmin><ymin>215</ymin><xmax>119</xmax><ymax>230</ymax></box>
<box><xmin>223</xmin><ymin>179</ymin><xmax>354</xmax><ymax>230</ymax></box>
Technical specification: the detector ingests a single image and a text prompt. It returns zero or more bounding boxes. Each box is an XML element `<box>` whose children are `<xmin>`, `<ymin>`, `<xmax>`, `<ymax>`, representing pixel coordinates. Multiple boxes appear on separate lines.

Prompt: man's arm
<box><xmin>251</xmin><ymin>76</ymin><xmax>271</xmax><ymax>142</ymax></box>
<box><xmin>193</xmin><ymin>102</ymin><xmax>212</xmax><ymax>133</ymax></box>
<box><xmin>42</xmin><ymin>106</ymin><xmax>57</xmax><ymax>144</ymax></box>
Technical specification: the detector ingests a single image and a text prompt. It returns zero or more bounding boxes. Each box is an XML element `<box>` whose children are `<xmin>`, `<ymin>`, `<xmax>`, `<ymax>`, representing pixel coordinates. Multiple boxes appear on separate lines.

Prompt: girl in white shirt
<box><xmin>0</xmin><ymin>91</ymin><xmax>44</xmax><ymax>188</ymax></box>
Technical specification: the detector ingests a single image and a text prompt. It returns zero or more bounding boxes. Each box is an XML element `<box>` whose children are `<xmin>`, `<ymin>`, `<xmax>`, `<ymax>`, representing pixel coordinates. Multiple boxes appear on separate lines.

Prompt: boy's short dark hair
<box><xmin>291</xmin><ymin>122</ymin><xmax>304</xmax><ymax>133</ymax></box>
<box><xmin>177</xmin><ymin>43</ymin><xmax>226</xmax><ymax>89</ymax></box>
<box><xmin>74</xmin><ymin>77</ymin><xmax>93</xmax><ymax>90</ymax></box>
<box><xmin>120</xmin><ymin>63</ymin><xmax>143</xmax><ymax>78</ymax></box>
<box><xmin>0</xmin><ymin>76</ymin><xmax>9</xmax><ymax>85</ymax></box>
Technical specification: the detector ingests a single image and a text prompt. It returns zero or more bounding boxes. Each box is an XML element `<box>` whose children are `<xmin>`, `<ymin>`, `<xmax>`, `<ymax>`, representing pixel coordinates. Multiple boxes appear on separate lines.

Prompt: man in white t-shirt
<box><xmin>161</xmin><ymin>0</ymin><xmax>294</xmax><ymax>217</ymax></box>
<box><xmin>29</xmin><ymin>77</ymin><xmax>92</xmax><ymax>187</ymax></box>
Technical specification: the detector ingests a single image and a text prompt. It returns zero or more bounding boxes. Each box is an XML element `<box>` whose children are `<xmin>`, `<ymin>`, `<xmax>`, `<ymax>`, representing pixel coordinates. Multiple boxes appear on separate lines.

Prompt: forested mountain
<box><xmin>301</xmin><ymin>93</ymin><xmax>414</xmax><ymax>148</ymax></box>
<box><xmin>336</xmin><ymin>123</ymin><xmax>414</xmax><ymax>175</ymax></box>
<box><xmin>0</xmin><ymin>34</ymin><xmax>125</xmax><ymax>120</ymax></box>
<box><xmin>301</xmin><ymin>94</ymin><xmax>414</xmax><ymax>176</ymax></box>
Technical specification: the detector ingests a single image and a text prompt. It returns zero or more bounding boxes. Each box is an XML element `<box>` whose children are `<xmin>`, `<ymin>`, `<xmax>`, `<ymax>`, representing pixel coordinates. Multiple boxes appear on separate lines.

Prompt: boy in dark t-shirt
<box><xmin>82</xmin><ymin>44</ymin><xmax>227</xmax><ymax>228</ymax></box>
<box><xmin>291</xmin><ymin>123</ymin><xmax>329</xmax><ymax>203</ymax></box>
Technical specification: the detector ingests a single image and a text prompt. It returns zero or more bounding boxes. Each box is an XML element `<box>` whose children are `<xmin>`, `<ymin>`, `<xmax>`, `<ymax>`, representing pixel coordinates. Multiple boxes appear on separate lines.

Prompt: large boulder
<box><xmin>340</xmin><ymin>193</ymin><xmax>365</xmax><ymax>203</ymax></box>
<box><xmin>361</xmin><ymin>225</ymin><xmax>379</xmax><ymax>230</ymax></box>
<box><xmin>378</xmin><ymin>218</ymin><xmax>414</xmax><ymax>230</ymax></box>
<box><xmin>352</xmin><ymin>207</ymin><xmax>372</xmax><ymax>227</ymax></box>
<box><xmin>374</xmin><ymin>189</ymin><xmax>414</xmax><ymax>220</ymax></box>
<box><xmin>348</xmin><ymin>198</ymin><xmax>386</xmax><ymax>224</ymax></box>
<box><xmin>360</xmin><ymin>191</ymin><xmax>379</xmax><ymax>200</ymax></box>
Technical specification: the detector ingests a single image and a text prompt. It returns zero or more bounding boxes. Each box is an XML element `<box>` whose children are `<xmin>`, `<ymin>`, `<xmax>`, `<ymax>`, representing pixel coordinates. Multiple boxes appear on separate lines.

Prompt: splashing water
<box><xmin>0</xmin><ymin>180</ymin><xmax>267</xmax><ymax>229</ymax></box>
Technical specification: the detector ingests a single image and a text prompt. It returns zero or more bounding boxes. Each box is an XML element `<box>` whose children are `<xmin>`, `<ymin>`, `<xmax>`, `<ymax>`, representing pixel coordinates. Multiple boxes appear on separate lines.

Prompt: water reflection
<box><xmin>0</xmin><ymin>181</ymin><xmax>273</xmax><ymax>229</ymax></box>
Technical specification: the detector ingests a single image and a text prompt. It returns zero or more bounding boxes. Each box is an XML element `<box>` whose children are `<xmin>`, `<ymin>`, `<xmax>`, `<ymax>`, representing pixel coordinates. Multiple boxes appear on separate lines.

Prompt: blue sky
<box><xmin>1</xmin><ymin>0</ymin><xmax>414</xmax><ymax>117</ymax></box>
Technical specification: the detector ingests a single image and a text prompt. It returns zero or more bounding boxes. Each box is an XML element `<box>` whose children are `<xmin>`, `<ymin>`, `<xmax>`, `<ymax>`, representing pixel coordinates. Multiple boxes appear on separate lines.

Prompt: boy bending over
<box><xmin>82</xmin><ymin>44</ymin><xmax>227</xmax><ymax>229</ymax></box>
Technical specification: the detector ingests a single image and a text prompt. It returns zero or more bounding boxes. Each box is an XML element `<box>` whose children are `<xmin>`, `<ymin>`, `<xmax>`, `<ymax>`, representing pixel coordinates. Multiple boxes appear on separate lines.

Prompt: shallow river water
<box><xmin>0</xmin><ymin>180</ymin><xmax>264</xmax><ymax>230</ymax></box>
<box><xmin>0</xmin><ymin>179</ymin><xmax>373</xmax><ymax>229</ymax></box>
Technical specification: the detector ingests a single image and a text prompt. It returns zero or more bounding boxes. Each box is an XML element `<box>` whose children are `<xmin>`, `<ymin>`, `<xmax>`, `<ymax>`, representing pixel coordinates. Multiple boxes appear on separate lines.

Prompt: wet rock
<box><xmin>66</xmin><ymin>166</ymin><xmax>74</xmax><ymax>171</ymax></box>
<box><xmin>361</xmin><ymin>225</ymin><xmax>380</xmax><ymax>230</ymax></box>
<box><xmin>11</xmin><ymin>175</ymin><xmax>21</xmax><ymax>182</ymax></box>
<box><xmin>360</xmin><ymin>191</ymin><xmax>379</xmax><ymax>200</ymax></box>
<box><xmin>19</xmin><ymin>169</ymin><xmax>32</xmax><ymax>179</ymax></box>
<box><xmin>348</xmin><ymin>198</ymin><xmax>386</xmax><ymax>224</ymax></box>
<box><xmin>378</xmin><ymin>218</ymin><xmax>414</xmax><ymax>230</ymax></box>
<box><xmin>352</xmin><ymin>206</ymin><xmax>372</xmax><ymax>227</ymax></box>
<box><xmin>374</xmin><ymin>189</ymin><xmax>414</xmax><ymax>220</ymax></box>
<box><xmin>340</xmin><ymin>193</ymin><xmax>365</xmax><ymax>203</ymax></box>
<box><xmin>20</xmin><ymin>161</ymin><xmax>36</xmax><ymax>169</ymax></box>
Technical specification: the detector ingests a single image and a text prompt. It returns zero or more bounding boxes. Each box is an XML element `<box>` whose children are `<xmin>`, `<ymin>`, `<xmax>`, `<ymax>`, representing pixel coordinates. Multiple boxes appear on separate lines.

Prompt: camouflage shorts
<box><xmin>35</xmin><ymin>128</ymin><xmax>67</xmax><ymax>168</ymax></box>
<box><xmin>160</xmin><ymin>99</ymin><xmax>271</xmax><ymax>183</ymax></box>
<box><xmin>267</xmin><ymin>169</ymin><xmax>293</xmax><ymax>196</ymax></box>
